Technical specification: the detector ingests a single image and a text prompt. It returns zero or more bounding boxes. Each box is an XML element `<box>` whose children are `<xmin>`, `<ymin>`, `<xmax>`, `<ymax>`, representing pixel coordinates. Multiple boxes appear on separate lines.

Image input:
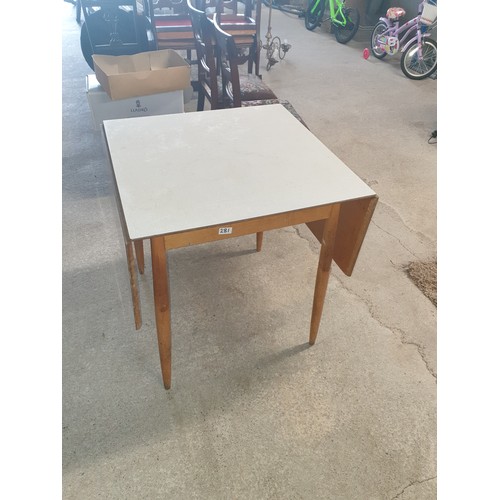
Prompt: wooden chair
<box><xmin>187</xmin><ymin>0</ymin><xmax>220</xmax><ymax>110</ymax></box>
<box><xmin>212</xmin><ymin>16</ymin><xmax>309</xmax><ymax>128</ymax></box>
<box><xmin>146</xmin><ymin>0</ymin><xmax>196</xmax><ymax>62</ymax></box>
<box><xmin>205</xmin><ymin>0</ymin><xmax>262</xmax><ymax>75</ymax></box>
<box><xmin>189</xmin><ymin>1</ymin><xmax>276</xmax><ymax>110</ymax></box>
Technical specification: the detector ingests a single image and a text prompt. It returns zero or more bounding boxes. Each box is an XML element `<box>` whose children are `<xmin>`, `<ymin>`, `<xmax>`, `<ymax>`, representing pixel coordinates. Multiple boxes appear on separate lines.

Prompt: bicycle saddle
<box><xmin>386</xmin><ymin>7</ymin><xmax>406</xmax><ymax>20</ymax></box>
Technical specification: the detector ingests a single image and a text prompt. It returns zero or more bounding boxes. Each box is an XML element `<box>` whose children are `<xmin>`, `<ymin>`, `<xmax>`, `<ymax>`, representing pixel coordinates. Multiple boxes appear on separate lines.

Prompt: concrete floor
<box><xmin>62</xmin><ymin>3</ymin><xmax>436</xmax><ymax>499</ymax></box>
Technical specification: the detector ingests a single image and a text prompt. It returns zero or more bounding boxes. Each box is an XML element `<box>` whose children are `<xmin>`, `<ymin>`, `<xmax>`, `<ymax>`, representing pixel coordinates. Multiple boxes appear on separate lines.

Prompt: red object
<box><xmin>363</xmin><ymin>48</ymin><xmax>369</xmax><ymax>59</ymax></box>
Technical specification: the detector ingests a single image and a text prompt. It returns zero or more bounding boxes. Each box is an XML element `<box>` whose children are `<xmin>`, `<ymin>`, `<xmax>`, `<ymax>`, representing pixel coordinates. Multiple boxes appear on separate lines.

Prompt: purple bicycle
<box><xmin>370</xmin><ymin>0</ymin><xmax>437</xmax><ymax>80</ymax></box>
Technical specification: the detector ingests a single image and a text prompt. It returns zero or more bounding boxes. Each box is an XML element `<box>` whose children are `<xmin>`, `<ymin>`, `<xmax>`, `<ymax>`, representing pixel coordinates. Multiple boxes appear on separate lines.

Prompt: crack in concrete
<box><xmin>391</xmin><ymin>476</ymin><xmax>437</xmax><ymax>499</ymax></box>
<box><xmin>370</xmin><ymin>220</ymin><xmax>420</xmax><ymax>259</ymax></box>
<box><xmin>332</xmin><ymin>276</ymin><xmax>437</xmax><ymax>381</ymax></box>
<box><xmin>374</xmin><ymin>199</ymin><xmax>435</xmax><ymax>249</ymax></box>
<box><xmin>392</xmin><ymin>328</ymin><xmax>437</xmax><ymax>381</ymax></box>
<box><xmin>292</xmin><ymin>225</ymin><xmax>320</xmax><ymax>252</ymax></box>
<box><xmin>287</xmin><ymin>221</ymin><xmax>437</xmax><ymax>380</ymax></box>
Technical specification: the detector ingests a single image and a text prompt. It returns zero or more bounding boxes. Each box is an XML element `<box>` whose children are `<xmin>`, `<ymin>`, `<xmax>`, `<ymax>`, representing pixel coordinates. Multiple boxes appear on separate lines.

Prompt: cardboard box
<box><xmin>92</xmin><ymin>49</ymin><xmax>190</xmax><ymax>101</ymax></box>
<box><xmin>86</xmin><ymin>74</ymin><xmax>184</xmax><ymax>129</ymax></box>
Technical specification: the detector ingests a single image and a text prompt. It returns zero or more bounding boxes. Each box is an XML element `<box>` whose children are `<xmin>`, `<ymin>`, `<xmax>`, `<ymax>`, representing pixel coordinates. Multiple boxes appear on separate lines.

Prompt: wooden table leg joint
<box><xmin>134</xmin><ymin>239</ymin><xmax>145</xmax><ymax>274</ymax></box>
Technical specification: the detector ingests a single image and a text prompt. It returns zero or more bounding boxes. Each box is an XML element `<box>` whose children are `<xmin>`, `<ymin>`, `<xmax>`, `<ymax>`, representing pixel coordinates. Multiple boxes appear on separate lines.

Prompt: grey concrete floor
<box><xmin>62</xmin><ymin>2</ymin><xmax>436</xmax><ymax>499</ymax></box>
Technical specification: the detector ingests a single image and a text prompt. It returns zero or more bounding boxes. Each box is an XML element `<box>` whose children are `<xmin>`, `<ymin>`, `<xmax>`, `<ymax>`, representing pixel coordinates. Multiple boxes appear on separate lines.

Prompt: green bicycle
<box><xmin>305</xmin><ymin>0</ymin><xmax>360</xmax><ymax>44</ymax></box>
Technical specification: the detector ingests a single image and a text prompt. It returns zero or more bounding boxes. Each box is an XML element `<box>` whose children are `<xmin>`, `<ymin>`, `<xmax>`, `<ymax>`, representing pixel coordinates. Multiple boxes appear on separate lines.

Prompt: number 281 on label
<box><xmin>218</xmin><ymin>227</ymin><xmax>233</xmax><ymax>235</ymax></box>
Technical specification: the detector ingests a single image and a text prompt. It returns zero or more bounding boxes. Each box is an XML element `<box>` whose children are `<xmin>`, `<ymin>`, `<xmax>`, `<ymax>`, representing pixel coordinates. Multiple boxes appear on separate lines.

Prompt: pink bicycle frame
<box><xmin>379</xmin><ymin>1</ymin><xmax>432</xmax><ymax>55</ymax></box>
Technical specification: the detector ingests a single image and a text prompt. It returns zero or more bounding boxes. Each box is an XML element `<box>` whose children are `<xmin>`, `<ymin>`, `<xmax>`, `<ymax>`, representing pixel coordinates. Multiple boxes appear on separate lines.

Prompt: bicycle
<box><xmin>262</xmin><ymin>0</ymin><xmax>305</xmax><ymax>17</ymax></box>
<box><xmin>304</xmin><ymin>0</ymin><xmax>360</xmax><ymax>44</ymax></box>
<box><xmin>370</xmin><ymin>0</ymin><xmax>437</xmax><ymax>80</ymax></box>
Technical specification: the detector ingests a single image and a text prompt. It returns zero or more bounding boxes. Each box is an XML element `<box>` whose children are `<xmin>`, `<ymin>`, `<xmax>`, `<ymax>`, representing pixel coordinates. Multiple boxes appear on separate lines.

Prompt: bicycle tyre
<box><xmin>305</xmin><ymin>0</ymin><xmax>325</xmax><ymax>31</ymax></box>
<box><xmin>262</xmin><ymin>0</ymin><xmax>287</xmax><ymax>9</ymax></box>
<box><xmin>400</xmin><ymin>38</ymin><xmax>437</xmax><ymax>80</ymax></box>
<box><xmin>279</xmin><ymin>4</ymin><xmax>305</xmax><ymax>16</ymax></box>
<box><xmin>80</xmin><ymin>9</ymin><xmax>152</xmax><ymax>70</ymax></box>
<box><xmin>262</xmin><ymin>0</ymin><xmax>303</xmax><ymax>14</ymax></box>
<box><xmin>370</xmin><ymin>20</ymin><xmax>389</xmax><ymax>59</ymax></box>
<box><xmin>332</xmin><ymin>8</ymin><xmax>360</xmax><ymax>44</ymax></box>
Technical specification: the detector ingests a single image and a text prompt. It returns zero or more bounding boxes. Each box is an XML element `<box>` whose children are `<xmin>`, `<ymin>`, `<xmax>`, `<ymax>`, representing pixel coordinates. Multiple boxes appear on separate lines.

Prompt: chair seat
<box><xmin>238</xmin><ymin>74</ymin><xmax>277</xmax><ymax>100</ymax></box>
<box><xmin>241</xmin><ymin>99</ymin><xmax>308</xmax><ymax>128</ymax></box>
<box><xmin>211</xmin><ymin>75</ymin><xmax>277</xmax><ymax>105</ymax></box>
<box><xmin>156</xmin><ymin>31</ymin><xmax>195</xmax><ymax>40</ymax></box>
<box><xmin>156</xmin><ymin>35</ymin><xmax>196</xmax><ymax>54</ymax></box>
<box><xmin>154</xmin><ymin>15</ymin><xmax>195</xmax><ymax>43</ymax></box>
<box><xmin>220</xmin><ymin>14</ymin><xmax>256</xmax><ymax>30</ymax></box>
<box><xmin>209</xmin><ymin>13</ymin><xmax>256</xmax><ymax>38</ymax></box>
<box><xmin>231</xmin><ymin>35</ymin><xmax>256</xmax><ymax>47</ymax></box>
<box><xmin>149</xmin><ymin>0</ymin><xmax>196</xmax><ymax>61</ymax></box>
<box><xmin>220</xmin><ymin>13</ymin><xmax>255</xmax><ymax>25</ymax></box>
<box><xmin>154</xmin><ymin>15</ymin><xmax>193</xmax><ymax>30</ymax></box>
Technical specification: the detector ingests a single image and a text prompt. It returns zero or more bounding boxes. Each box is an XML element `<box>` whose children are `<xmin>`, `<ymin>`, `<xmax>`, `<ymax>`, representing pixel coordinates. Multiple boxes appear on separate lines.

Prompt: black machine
<box><xmin>79</xmin><ymin>1</ymin><xmax>156</xmax><ymax>69</ymax></box>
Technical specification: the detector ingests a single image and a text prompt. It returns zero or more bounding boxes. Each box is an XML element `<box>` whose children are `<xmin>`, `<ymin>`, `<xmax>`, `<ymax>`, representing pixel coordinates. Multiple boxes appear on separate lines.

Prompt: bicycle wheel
<box><xmin>332</xmin><ymin>8</ymin><xmax>360</xmax><ymax>44</ymax></box>
<box><xmin>305</xmin><ymin>0</ymin><xmax>326</xmax><ymax>31</ymax></box>
<box><xmin>280</xmin><ymin>4</ymin><xmax>305</xmax><ymax>16</ymax></box>
<box><xmin>370</xmin><ymin>20</ymin><xmax>389</xmax><ymax>59</ymax></box>
<box><xmin>263</xmin><ymin>0</ymin><xmax>304</xmax><ymax>15</ymax></box>
<box><xmin>400</xmin><ymin>38</ymin><xmax>437</xmax><ymax>80</ymax></box>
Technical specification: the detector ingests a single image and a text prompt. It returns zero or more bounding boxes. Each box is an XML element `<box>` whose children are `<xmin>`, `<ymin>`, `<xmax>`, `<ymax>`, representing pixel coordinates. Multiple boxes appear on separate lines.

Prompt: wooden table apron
<box><xmin>102</xmin><ymin>106</ymin><xmax>377</xmax><ymax>389</ymax></box>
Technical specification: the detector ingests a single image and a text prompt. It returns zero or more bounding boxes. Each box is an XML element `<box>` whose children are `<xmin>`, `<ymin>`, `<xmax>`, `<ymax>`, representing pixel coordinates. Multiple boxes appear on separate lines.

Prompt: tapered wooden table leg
<box><xmin>256</xmin><ymin>231</ymin><xmax>263</xmax><ymax>252</ymax></box>
<box><xmin>151</xmin><ymin>236</ymin><xmax>172</xmax><ymax>389</ymax></box>
<box><xmin>125</xmin><ymin>241</ymin><xmax>142</xmax><ymax>330</ymax></box>
<box><xmin>134</xmin><ymin>239</ymin><xmax>145</xmax><ymax>274</ymax></box>
<box><xmin>309</xmin><ymin>204</ymin><xmax>341</xmax><ymax>345</ymax></box>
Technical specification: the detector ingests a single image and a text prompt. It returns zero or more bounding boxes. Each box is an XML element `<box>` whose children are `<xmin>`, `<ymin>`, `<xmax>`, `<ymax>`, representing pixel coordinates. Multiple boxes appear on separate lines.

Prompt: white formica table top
<box><xmin>104</xmin><ymin>104</ymin><xmax>375</xmax><ymax>240</ymax></box>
